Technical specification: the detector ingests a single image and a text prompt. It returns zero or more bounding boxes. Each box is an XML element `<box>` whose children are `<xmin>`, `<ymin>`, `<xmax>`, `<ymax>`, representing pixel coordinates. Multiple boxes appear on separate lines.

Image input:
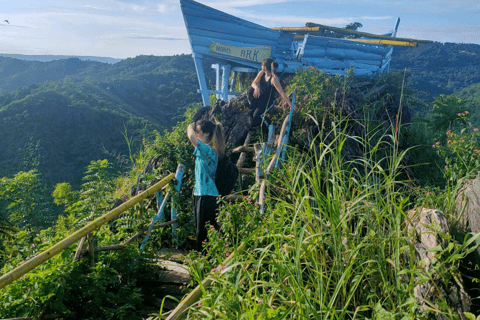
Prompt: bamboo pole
<box><xmin>0</xmin><ymin>172</ymin><xmax>176</xmax><ymax>290</ymax></box>
<box><xmin>272</xmin><ymin>23</ymin><xmax>432</xmax><ymax>44</ymax></box>
<box><xmin>346</xmin><ymin>38</ymin><xmax>417</xmax><ymax>47</ymax></box>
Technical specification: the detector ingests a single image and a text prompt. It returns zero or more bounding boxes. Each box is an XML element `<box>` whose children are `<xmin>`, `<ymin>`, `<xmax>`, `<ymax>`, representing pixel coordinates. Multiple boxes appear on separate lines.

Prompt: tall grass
<box><xmin>184</xmin><ymin>119</ymin><xmax>466</xmax><ymax>319</ymax></box>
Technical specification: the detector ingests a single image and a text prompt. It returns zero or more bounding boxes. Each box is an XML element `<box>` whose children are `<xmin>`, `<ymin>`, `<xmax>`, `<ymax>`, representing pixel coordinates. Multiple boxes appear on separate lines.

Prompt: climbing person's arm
<box><xmin>187</xmin><ymin>123</ymin><xmax>198</xmax><ymax>147</ymax></box>
<box><xmin>251</xmin><ymin>70</ymin><xmax>264</xmax><ymax>98</ymax></box>
<box><xmin>272</xmin><ymin>75</ymin><xmax>292</xmax><ymax>109</ymax></box>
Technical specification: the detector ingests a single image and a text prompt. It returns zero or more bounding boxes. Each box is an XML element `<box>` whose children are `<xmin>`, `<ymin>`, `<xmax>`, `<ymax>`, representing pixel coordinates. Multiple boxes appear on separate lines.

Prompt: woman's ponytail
<box><xmin>212</xmin><ymin>121</ymin><xmax>225</xmax><ymax>159</ymax></box>
<box><xmin>197</xmin><ymin>119</ymin><xmax>225</xmax><ymax>159</ymax></box>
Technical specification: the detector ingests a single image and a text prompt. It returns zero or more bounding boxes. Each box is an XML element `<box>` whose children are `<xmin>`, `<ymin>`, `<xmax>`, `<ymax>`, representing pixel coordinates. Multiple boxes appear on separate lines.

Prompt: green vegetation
<box><xmin>0</xmin><ymin>54</ymin><xmax>211</xmax><ymax>221</ymax></box>
<box><xmin>1</xmin><ymin>49</ymin><xmax>480</xmax><ymax>318</ymax></box>
<box><xmin>391</xmin><ymin>42</ymin><xmax>480</xmax><ymax>102</ymax></box>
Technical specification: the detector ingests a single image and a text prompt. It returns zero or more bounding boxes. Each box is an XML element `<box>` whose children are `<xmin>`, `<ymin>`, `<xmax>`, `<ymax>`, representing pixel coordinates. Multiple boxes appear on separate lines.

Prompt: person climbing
<box><xmin>187</xmin><ymin>119</ymin><xmax>226</xmax><ymax>252</ymax></box>
<box><xmin>248</xmin><ymin>58</ymin><xmax>292</xmax><ymax>127</ymax></box>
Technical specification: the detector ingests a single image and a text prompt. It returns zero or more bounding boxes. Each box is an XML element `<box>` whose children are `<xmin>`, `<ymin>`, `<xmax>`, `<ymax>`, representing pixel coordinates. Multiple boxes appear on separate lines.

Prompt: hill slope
<box><xmin>0</xmin><ymin>54</ymin><xmax>206</xmax><ymax>188</ymax></box>
<box><xmin>391</xmin><ymin>42</ymin><xmax>480</xmax><ymax>102</ymax></box>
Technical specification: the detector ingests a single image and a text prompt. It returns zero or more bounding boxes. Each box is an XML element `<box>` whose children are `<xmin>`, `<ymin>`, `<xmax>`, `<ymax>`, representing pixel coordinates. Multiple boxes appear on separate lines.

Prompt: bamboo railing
<box><xmin>0</xmin><ymin>172</ymin><xmax>176</xmax><ymax>290</ymax></box>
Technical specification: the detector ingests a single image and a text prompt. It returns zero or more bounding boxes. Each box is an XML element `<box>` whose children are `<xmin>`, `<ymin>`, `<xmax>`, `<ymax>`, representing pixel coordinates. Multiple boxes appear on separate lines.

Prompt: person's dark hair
<box><xmin>262</xmin><ymin>58</ymin><xmax>275</xmax><ymax>72</ymax></box>
<box><xmin>272</xmin><ymin>61</ymin><xmax>278</xmax><ymax>72</ymax></box>
<box><xmin>197</xmin><ymin>119</ymin><xmax>225</xmax><ymax>158</ymax></box>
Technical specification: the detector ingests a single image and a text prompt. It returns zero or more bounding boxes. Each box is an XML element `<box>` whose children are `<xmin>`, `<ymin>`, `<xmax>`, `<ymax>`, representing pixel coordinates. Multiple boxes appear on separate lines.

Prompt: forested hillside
<box><xmin>0</xmin><ymin>53</ymin><xmax>121</xmax><ymax>64</ymax></box>
<box><xmin>391</xmin><ymin>42</ymin><xmax>480</xmax><ymax>102</ymax></box>
<box><xmin>0</xmin><ymin>54</ymin><xmax>207</xmax><ymax>194</ymax></box>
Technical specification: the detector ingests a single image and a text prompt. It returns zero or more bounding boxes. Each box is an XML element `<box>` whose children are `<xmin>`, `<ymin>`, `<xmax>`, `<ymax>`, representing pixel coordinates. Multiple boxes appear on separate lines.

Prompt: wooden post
<box><xmin>0</xmin><ymin>172</ymin><xmax>176</xmax><ymax>290</ymax></box>
<box><xmin>258</xmin><ymin>179</ymin><xmax>267</xmax><ymax>215</ymax></box>
<box><xmin>255</xmin><ymin>144</ymin><xmax>263</xmax><ymax>183</ymax></box>
<box><xmin>193</xmin><ymin>53</ymin><xmax>210</xmax><ymax>106</ymax></box>
<box><xmin>236</xmin><ymin>132</ymin><xmax>252</xmax><ymax>169</ymax></box>
<box><xmin>73</xmin><ymin>236</ymin><xmax>87</xmax><ymax>262</ymax></box>
<box><xmin>87</xmin><ymin>233</ymin><xmax>95</xmax><ymax>267</ymax></box>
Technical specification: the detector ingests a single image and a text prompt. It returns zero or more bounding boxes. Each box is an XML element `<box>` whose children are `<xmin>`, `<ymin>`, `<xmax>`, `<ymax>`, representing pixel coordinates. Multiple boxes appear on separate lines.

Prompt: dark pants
<box><xmin>247</xmin><ymin>87</ymin><xmax>271</xmax><ymax>127</ymax></box>
<box><xmin>193</xmin><ymin>196</ymin><xmax>219</xmax><ymax>252</ymax></box>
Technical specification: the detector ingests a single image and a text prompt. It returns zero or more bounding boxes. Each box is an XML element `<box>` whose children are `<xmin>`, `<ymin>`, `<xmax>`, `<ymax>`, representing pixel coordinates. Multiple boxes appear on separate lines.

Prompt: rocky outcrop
<box><xmin>407</xmin><ymin>208</ymin><xmax>471</xmax><ymax>318</ymax></box>
<box><xmin>192</xmin><ymin>93</ymin><xmax>255</xmax><ymax>147</ymax></box>
<box><xmin>456</xmin><ymin>172</ymin><xmax>480</xmax><ymax>252</ymax></box>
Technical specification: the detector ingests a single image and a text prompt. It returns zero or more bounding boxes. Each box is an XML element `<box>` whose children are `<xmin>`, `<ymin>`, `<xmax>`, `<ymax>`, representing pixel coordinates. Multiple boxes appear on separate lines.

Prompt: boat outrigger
<box><xmin>180</xmin><ymin>0</ymin><xmax>428</xmax><ymax>106</ymax></box>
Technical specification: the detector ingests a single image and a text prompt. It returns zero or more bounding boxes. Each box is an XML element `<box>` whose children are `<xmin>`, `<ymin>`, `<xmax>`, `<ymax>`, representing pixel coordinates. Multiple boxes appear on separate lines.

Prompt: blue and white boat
<box><xmin>180</xmin><ymin>0</ymin><xmax>407</xmax><ymax>105</ymax></box>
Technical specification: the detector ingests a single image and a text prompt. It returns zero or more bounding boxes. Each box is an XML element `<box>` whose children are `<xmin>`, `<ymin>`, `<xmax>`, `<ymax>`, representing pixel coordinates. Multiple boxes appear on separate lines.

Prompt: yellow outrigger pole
<box><xmin>272</xmin><ymin>22</ymin><xmax>432</xmax><ymax>47</ymax></box>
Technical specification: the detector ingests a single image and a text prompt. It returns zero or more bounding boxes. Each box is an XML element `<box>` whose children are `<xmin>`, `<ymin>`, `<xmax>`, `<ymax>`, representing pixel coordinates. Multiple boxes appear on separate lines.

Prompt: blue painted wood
<box><xmin>140</xmin><ymin>191</ymin><xmax>170</xmax><ymax>251</ymax></box>
<box><xmin>325</xmin><ymin>47</ymin><xmax>382</xmax><ymax>61</ymax></box>
<box><xmin>382</xmin><ymin>18</ymin><xmax>400</xmax><ymax>73</ymax></box>
<box><xmin>184</xmin><ymin>16</ymin><xmax>279</xmax><ymax>42</ymax></box>
<box><xmin>189</xmin><ymin>35</ymin><xmax>276</xmax><ymax>55</ymax></box>
<box><xmin>192</xmin><ymin>54</ymin><xmax>211</xmax><ymax>106</ymax></box>
<box><xmin>171</xmin><ymin>164</ymin><xmax>185</xmax><ymax>246</ymax></box>
<box><xmin>182</xmin><ymin>0</ymin><xmax>275</xmax><ymax>31</ymax></box>
<box><xmin>300</xmin><ymin>57</ymin><xmax>380</xmax><ymax>71</ymax></box>
<box><xmin>192</xmin><ymin>45</ymin><xmax>263</xmax><ymax>69</ymax></box>
<box><xmin>182</xmin><ymin>0</ymin><xmax>398</xmax><ymax>105</ymax></box>
<box><xmin>188</xmin><ymin>28</ymin><xmax>279</xmax><ymax>47</ymax></box>
<box><xmin>301</xmin><ymin>48</ymin><xmax>327</xmax><ymax>57</ymax></box>
<box><xmin>267</xmin><ymin>125</ymin><xmax>274</xmax><ymax>149</ymax></box>
<box><xmin>307</xmin><ymin>36</ymin><xmax>388</xmax><ymax>56</ymax></box>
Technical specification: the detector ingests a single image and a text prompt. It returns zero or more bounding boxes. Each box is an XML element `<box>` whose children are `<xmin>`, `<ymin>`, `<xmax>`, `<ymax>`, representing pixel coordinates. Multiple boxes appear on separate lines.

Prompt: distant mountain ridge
<box><xmin>0</xmin><ymin>54</ymin><xmax>208</xmax><ymax>189</ymax></box>
<box><xmin>1</xmin><ymin>42</ymin><xmax>480</xmax><ymax>189</ymax></box>
<box><xmin>0</xmin><ymin>53</ymin><xmax>121</xmax><ymax>64</ymax></box>
<box><xmin>391</xmin><ymin>42</ymin><xmax>480</xmax><ymax>102</ymax></box>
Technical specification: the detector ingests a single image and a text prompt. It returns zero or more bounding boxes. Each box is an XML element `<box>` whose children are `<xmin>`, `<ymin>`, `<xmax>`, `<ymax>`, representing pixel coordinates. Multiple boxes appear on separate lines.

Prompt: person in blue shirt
<box><xmin>187</xmin><ymin>119</ymin><xmax>225</xmax><ymax>252</ymax></box>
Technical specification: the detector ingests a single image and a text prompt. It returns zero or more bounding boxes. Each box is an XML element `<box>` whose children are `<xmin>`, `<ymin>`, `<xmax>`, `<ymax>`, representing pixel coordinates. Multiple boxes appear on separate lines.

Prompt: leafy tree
<box><xmin>345</xmin><ymin>22</ymin><xmax>363</xmax><ymax>31</ymax></box>
<box><xmin>0</xmin><ymin>170</ymin><xmax>43</xmax><ymax>229</ymax></box>
<box><xmin>431</xmin><ymin>94</ymin><xmax>470</xmax><ymax>136</ymax></box>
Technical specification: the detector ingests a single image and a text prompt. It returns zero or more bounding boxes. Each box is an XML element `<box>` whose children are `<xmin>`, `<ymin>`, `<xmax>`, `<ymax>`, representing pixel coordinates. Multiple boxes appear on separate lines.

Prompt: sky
<box><xmin>1</xmin><ymin>0</ymin><xmax>479</xmax><ymax>59</ymax></box>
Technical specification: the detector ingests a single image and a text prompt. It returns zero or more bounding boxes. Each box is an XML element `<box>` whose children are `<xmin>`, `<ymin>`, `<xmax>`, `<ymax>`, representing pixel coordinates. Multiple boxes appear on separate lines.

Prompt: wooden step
<box><xmin>236</xmin><ymin>132</ymin><xmax>252</xmax><ymax>168</ymax></box>
<box><xmin>238</xmin><ymin>167</ymin><xmax>255</xmax><ymax>174</ymax></box>
<box><xmin>232</xmin><ymin>146</ymin><xmax>255</xmax><ymax>153</ymax></box>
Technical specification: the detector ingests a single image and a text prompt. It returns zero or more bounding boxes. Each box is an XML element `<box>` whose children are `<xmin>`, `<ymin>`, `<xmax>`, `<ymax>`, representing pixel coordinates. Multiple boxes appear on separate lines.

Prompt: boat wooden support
<box><xmin>0</xmin><ymin>172</ymin><xmax>176</xmax><ymax>290</ymax></box>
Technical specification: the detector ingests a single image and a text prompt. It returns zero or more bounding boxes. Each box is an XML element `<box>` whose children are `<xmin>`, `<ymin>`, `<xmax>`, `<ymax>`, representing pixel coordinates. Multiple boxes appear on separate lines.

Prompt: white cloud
<box><xmin>361</xmin><ymin>16</ymin><xmax>393</xmax><ymax>21</ymax></box>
